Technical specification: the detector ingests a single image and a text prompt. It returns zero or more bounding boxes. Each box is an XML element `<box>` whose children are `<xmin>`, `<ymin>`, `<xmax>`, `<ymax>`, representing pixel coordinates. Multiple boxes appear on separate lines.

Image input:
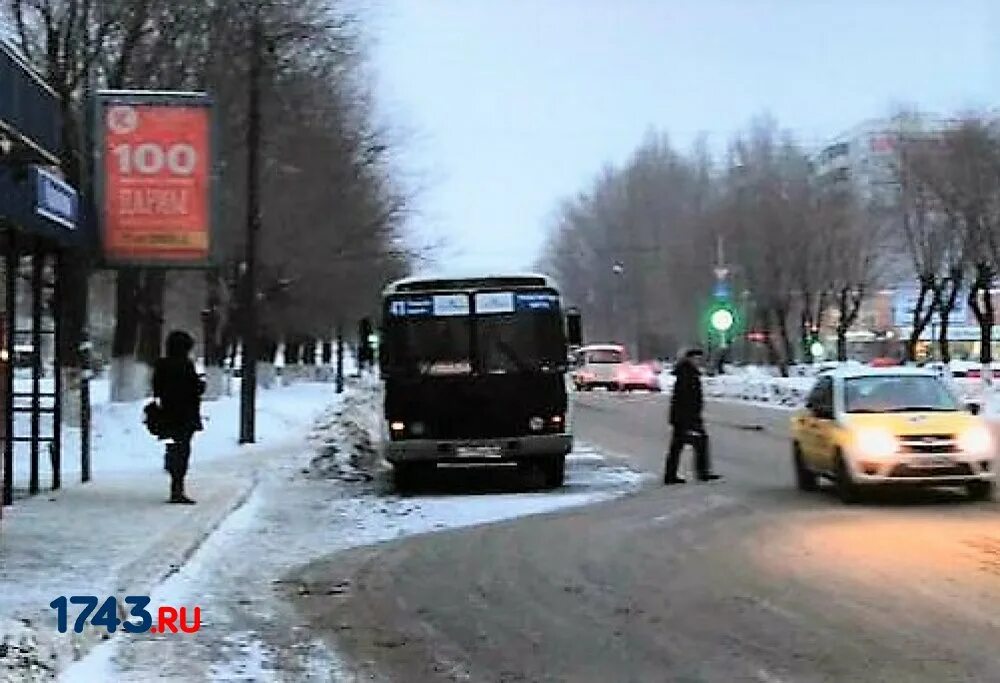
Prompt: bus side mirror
<box><xmin>967</xmin><ymin>402</ymin><xmax>981</xmax><ymax>416</ymax></box>
<box><xmin>566</xmin><ymin>309</ymin><xmax>582</xmax><ymax>347</ymax></box>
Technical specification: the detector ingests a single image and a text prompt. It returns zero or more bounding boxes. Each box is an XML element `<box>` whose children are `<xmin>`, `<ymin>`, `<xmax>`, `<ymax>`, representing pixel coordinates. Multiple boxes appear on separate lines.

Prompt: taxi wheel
<box><xmin>834</xmin><ymin>454</ymin><xmax>859</xmax><ymax>504</ymax></box>
<box><xmin>792</xmin><ymin>444</ymin><xmax>818</xmax><ymax>492</ymax></box>
<box><xmin>967</xmin><ymin>481</ymin><xmax>995</xmax><ymax>502</ymax></box>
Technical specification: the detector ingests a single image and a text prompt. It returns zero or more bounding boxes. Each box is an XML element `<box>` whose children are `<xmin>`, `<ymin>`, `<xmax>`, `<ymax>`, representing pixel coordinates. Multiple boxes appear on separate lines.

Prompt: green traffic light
<box><xmin>710</xmin><ymin>308</ymin><xmax>734</xmax><ymax>333</ymax></box>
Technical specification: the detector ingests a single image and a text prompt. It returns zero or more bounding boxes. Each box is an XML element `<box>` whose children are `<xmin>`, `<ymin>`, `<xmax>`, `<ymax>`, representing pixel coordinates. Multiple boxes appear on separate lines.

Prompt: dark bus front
<box><xmin>381</xmin><ymin>282</ymin><xmax>572</xmax><ymax>486</ymax></box>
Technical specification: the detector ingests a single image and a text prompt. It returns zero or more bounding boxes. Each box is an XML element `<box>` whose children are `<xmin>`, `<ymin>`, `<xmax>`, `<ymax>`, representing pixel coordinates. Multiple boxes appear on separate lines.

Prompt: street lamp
<box><xmin>239</xmin><ymin>5</ymin><xmax>264</xmax><ymax>444</ymax></box>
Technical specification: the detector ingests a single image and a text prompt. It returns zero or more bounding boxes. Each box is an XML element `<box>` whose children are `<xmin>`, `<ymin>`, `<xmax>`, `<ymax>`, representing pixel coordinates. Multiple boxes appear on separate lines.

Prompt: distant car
<box><xmin>615</xmin><ymin>361</ymin><xmax>662</xmax><ymax>392</ymax></box>
<box><xmin>790</xmin><ymin>367</ymin><xmax>996</xmax><ymax>503</ymax></box>
<box><xmin>572</xmin><ymin>344</ymin><xmax>626</xmax><ymax>391</ymax></box>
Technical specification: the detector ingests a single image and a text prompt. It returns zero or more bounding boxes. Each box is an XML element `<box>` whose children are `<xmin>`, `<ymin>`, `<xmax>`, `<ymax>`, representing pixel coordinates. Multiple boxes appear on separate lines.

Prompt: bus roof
<box><xmin>383</xmin><ymin>272</ymin><xmax>559</xmax><ymax>295</ymax></box>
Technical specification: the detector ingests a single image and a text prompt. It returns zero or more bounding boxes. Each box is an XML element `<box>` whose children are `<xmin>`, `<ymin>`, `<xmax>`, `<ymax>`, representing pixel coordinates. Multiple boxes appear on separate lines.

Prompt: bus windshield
<box><xmin>477</xmin><ymin>311</ymin><xmax>565</xmax><ymax>374</ymax></box>
<box><xmin>384</xmin><ymin>289</ymin><xmax>565</xmax><ymax>376</ymax></box>
<box><xmin>387</xmin><ymin>316</ymin><xmax>472</xmax><ymax>376</ymax></box>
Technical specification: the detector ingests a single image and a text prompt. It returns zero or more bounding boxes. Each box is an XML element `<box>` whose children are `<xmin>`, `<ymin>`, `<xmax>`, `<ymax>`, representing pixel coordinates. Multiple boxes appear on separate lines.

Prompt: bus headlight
<box><xmin>958</xmin><ymin>426</ymin><xmax>993</xmax><ymax>455</ymax></box>
<box><xmin>855</xmin><ymin>428</ymin><xmax>898</xmax><ymax>458</ymax></box>
<box><xmin>529</xmin><ymin>417</ymin><xmax>544</xmax><ymax>432</ymax></box>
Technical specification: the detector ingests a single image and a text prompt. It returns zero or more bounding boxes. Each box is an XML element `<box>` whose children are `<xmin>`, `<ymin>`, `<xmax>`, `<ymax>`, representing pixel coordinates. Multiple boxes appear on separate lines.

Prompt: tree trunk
<box><xmin>285</xmin><ymin>338</ymin><xmax>302</xmax><ymax>365</ymax></box>
<box><xmin>321</xmin><ymin>340</ymin><xmax>333</xmax><ymax>364</ymax></box>
<box><xmin>137</xmin><ymin>270</ymin><xmax>166</xmax><ymax>366</ymax></box>
<box><xmin>799</xmin><ymin>306</ymin><xmax>811</xmax><ymax>364</ymax></box>
<box><xmin>837</xmin><ymin>290</ymin><xmax>850</xmax><ymax>363</ymax></box>
<box><xmin>257</xmin><ymin>336</ymin><xmax>279</xmax><ymax>389</ymax></box>
<box><xmin>55</xmin><ymin>88</ymin><xmax>89</xmax><ymax>371</ymax></box>
<box><xmin>203</xmin><ymin>270</ymin><xmax>226</xmax><ymax>399</ymax></box>
<box><xmin>203</xmin><ymin>270</ymin><xmax>224</xmax><ymax>366</ymax></box>
<box><xmin>775</xmin><ymin>307</ymin><xmax>792</xmax><ymax>377</ymax></box>
<box><xmin>835</xmin><ymin>286</ymin><xmax>865</xmax><ymax>363</ymax></box>
<box><xmin>906</xmin><ymin>280</ymin><xmax>936</xmax><ymax>363</ymax></box>
<box><xmin>937</xmin><ymin>273</ymin><xmax>962</xmax><ymax>365</ymax></box>
<box><xmin>110</xmin><ymin>268</ymin><xmax>144</xmax><ymax>402</ymax></box>
<box><xmin>968</xmin><ymin>264</ymin><xmax>994</xmax><ymax>391</ymax></box>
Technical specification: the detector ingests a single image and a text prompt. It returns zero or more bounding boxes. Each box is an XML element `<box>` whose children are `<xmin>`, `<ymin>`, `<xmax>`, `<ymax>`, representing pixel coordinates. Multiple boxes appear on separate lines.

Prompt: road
<box><xmin>290</xmin><ymin>392</ymin><xmax>1000</xmax><ymax>683</ymax></box>
<box><xmin>59</xmin><ymin>389</ymin><xmax>641</xmax><ymax>682</ymax></box>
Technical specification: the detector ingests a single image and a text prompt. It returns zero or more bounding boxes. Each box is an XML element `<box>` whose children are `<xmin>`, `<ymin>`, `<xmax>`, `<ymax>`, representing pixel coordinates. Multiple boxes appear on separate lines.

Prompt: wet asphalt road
<box><xmin>290</xmin><ymin>392</ymin><xmax>1000</xmax><ymax>683</ymax></box>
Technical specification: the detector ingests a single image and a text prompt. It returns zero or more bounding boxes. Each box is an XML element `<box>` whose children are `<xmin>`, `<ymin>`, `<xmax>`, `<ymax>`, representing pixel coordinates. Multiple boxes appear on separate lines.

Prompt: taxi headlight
<box><xmin>958</xmin><ymin>426</ymin><xmax>993</xmax><ymax>455</ymax></box>
<box><xmin>855</xmin><ymin>428</ymin><xmax>898</xmax><ymax>458</ymax></box>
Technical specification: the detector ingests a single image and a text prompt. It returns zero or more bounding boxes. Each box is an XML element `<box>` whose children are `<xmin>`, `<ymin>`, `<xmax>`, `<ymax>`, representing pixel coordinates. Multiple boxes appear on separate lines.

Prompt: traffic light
<box><xmin>710</xmin><ymin>307</ymin><xmax>734</xmax><ymax>334</ymax></box>
<box><xmin>807</xmin><ymin>324</ymin><xmax>824</xmax><ymax>361</ymax></box>
<box><xmin>703</xmin><ymin>299</ymin><xmax>740</xmax><ymax>348</ymax></box>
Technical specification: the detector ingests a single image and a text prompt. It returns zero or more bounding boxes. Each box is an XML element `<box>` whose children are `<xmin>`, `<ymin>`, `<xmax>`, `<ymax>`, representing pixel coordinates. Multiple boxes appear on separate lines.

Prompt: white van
<box><xmin>572</xmin><ymin>344</ymin><xmax>626</xmax><ymax>391</ymax></box>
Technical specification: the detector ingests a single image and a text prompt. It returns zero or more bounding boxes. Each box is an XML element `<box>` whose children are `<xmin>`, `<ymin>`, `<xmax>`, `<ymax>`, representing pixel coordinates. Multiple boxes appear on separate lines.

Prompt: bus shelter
<box><xmin>1</xmin><ymin>40</ymin><xmax>86</xmax><ymax>507</ymax></box>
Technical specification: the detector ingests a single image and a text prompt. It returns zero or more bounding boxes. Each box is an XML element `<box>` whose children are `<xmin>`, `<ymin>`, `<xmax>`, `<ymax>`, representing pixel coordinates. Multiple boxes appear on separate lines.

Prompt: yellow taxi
<box><xmin>790</xmin><ymin>367</ymin><xmax>996</xmax><ymax>503</ymax></box>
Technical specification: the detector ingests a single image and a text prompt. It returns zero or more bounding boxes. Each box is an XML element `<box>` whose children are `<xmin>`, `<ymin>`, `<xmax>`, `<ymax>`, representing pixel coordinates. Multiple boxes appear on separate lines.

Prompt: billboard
<box><xmin>97</xmin><ymin>91</ymin><xmax>214</xmax><ymax>266</ymax></box>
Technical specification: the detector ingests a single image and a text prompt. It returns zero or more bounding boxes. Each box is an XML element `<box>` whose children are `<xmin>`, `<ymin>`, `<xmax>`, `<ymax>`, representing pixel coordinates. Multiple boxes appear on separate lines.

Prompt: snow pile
<box><xmin>704</xmin><ymin>372</ymin><xmax>813</xmax><ymax>408</ymax></box>
<box><xmin>0</xmin><ymin>619</ymin><xmax>58</xmax><ymax>683</ymax></box>
<box><xmin>306</xmin><ymin>377</ymin><xmax>382</xmax><ymax>483</ymax></box>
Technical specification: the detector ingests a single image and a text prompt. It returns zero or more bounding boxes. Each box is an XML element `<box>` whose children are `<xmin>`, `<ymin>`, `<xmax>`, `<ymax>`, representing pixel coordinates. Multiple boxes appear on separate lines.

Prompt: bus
<box><xmin>380</xmin><ymin>274</ymin><xmax>574</xmax><ymax>489</ymax></box>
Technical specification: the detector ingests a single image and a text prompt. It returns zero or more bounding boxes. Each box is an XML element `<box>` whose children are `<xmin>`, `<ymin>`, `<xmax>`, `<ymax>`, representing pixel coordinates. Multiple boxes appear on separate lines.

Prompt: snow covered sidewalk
<box><xmin>0</xmin><ymin>380</ymin><xmax>343</xmax><ymax>683</ymax></box>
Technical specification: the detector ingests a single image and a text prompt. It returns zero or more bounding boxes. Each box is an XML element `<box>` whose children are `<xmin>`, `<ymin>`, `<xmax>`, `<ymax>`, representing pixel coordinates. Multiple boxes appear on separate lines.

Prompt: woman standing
<box><xmin>153</xmin><ymin>330</ymin><xmax>205</xmax><ymax>504</ymax></box>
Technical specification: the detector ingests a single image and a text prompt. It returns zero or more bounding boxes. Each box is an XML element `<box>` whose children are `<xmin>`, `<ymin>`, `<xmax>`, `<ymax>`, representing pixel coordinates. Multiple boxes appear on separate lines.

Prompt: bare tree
<box><xmin>906</xmin><ymin>117</ymin><xmax>1000</xmax><ymax>377</ymax></box>
<box><xmin>9</xmin><ymin>0</ymin><xmax>415</xmax><ymax>399</ymax></box>
<box><xmin>886</xmin><ymin>114</ymin><xmax>953</xmax><ymax>362</ymax></box>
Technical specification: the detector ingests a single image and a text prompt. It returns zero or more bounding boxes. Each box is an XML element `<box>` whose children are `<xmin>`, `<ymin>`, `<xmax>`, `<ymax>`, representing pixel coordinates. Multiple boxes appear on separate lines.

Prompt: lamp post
<box><xmin>611</xmin><ymin>260</ymin><xmax>624</xmax><ymax>344</ymax></box>
<box><xmin>239</xmin><ymin>6</ymin><xmax>263</xmax><ymax>444</ymax></box>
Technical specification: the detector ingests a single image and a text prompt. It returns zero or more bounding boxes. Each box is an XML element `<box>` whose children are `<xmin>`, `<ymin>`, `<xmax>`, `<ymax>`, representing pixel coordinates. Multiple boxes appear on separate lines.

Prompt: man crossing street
<box><xmin>664</xmin><ymin>348</ymin><xmax>722</xmax><ymax>484</ymax></box>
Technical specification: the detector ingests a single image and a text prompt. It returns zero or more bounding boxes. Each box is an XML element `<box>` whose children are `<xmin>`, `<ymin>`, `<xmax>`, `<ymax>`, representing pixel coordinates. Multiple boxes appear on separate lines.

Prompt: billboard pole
<box><xmin>239</xmin><ymin>9</ymin><xmax>262</xmax><ymax>444</ymax></box>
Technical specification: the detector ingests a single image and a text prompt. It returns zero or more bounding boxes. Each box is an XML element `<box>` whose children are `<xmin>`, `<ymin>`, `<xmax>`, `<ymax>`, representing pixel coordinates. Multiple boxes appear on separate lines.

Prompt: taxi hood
<box><xmin>841</xmin><ymin>410</ymin><xmax>979</xmax><ymax>435</ymax></box>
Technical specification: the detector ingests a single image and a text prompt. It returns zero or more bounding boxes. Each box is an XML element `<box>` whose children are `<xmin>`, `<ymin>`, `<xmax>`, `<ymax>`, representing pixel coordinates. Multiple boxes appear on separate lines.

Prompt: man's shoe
<box><xmin>698</xmin><ymin>473</ymin><xmax>722</xmax><ymax>482</ymax></box>
<box><xmin>663</xmin><ymin>476</ymin><xmax>686</xmax><ymax>485</ymax></box>
<box><xmin>168</xmin><ymin>495</ymin><xmax>197</xmax><ymax>504</ymax></box>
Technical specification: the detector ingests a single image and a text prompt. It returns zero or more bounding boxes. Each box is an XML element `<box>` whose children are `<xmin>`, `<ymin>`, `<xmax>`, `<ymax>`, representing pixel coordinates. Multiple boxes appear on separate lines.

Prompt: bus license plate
<box><xmin>457</xmin><ymin>445</ymin><xmax>503</xmax><ymax>458</ymax></box>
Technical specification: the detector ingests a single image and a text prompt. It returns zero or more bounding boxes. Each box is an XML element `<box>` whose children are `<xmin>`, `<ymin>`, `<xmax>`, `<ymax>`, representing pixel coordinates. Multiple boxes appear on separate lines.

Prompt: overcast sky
<box><xmin>363</xmin><ymin>0</ymin><xmax>999</xmax><ymax>273</ymax></box>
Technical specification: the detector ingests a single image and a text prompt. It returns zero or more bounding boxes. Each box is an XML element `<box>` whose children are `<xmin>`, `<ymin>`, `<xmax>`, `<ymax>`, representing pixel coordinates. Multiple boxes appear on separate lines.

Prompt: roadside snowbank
<box><xmin>7</xmin><ymin>379</ymin><xmax>339</xmax><ymax>489</ymax></box>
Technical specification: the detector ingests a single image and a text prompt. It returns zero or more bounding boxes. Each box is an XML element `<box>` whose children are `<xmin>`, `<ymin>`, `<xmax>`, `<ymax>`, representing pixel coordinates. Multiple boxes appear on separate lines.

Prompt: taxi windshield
<box><xmin>844</xmin><ymin>375</ymin><xmax>961</xmax><ymax>413</ymax></box>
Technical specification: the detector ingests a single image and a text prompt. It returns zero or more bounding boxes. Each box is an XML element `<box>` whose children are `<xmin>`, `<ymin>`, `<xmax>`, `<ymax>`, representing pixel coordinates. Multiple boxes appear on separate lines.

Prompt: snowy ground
<box><xmin>2</xmin><ymin>380</ymin><xmax>644</xmax><ymax>681</ymax></box>
<box><xmin>6</xmin><ymin>374</ymin><xmax>342</xmax><ymax>491</ymax></box>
